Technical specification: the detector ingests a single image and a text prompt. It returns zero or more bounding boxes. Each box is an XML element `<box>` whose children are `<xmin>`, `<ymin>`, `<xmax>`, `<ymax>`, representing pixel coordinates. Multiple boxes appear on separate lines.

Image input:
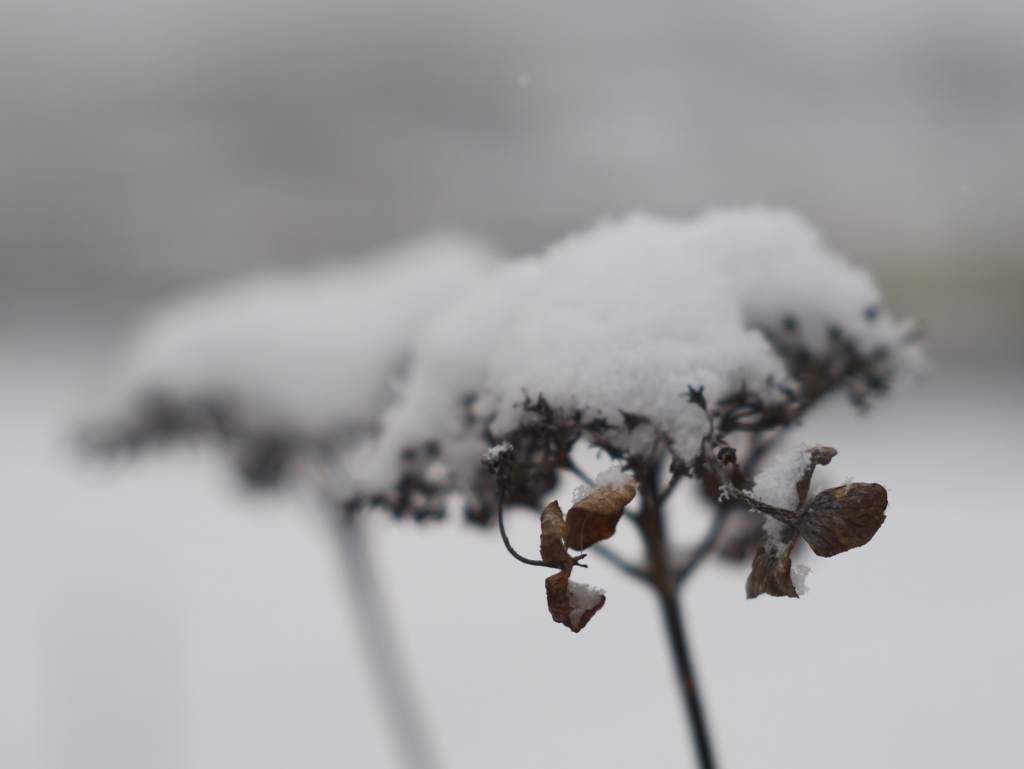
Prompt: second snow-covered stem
<box><xmin>330</xmin><ymin>511</ymin><xmax>440</xmax><ymax>769</ymax></box>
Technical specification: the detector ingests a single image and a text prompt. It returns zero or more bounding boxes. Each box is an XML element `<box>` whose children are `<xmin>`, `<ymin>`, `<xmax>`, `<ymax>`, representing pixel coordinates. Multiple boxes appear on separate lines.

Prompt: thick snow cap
<box><xmin>359</xmin><ymin>207</ymin><xmax>920</xmax><ymax>494</ymax></box>
<box><xmin>106</xmin><ymin>232</ymin><xmax>503</xmax><ymax>433</ymax></box>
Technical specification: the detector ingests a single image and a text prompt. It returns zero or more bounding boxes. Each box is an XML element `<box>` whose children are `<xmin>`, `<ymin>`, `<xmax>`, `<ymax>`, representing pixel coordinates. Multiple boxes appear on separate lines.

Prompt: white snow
<box><xmin>752</xmin><ymin>444</ymin><xmax>822</xmax><ymax>596</ymax></box>
<box><xmin>104</xmin><ymin>233</ymin><xmax>502</xmax><ymax>434</ymax></box>
<box><xmin>359</xmin><ymin>209</ymin><xmax>919</xmax><ymax>497</ymax></box>
<box><xmin>695</xmin><ymin>208</ymin><xmax>923</xmax><ymax>376</ymax></box>
<box><xmin>98</xmin><ymin>208</ymin><xmax>919</xmax><ymax>510</ymax></box>
<box><xmin>791</xmin><ymin>564</ymin><xmax>812</xmax><ymax>596</ymax></box>
<box><xmin>481</xmin><ymin>443</ymin><xmax>513</xmax><ymax>463</ymax></box>
<box><xmin>566</xmin><ymin>580</ymin><xmax>606</xmax><ymax>630</ymax></box>
<box><xmin>571</xmin><ymin>466</ymin><xmax>635</xmax><ymax>505</ymax></box>
<box><xmin>752</xmin><ymin>445</ymin><xmax>814</xmax><ymax>510</ymax></box>
<box><xmin>360</xmin><ymin>211</ymin><xmax>805</xmax><ymax>491</ymax></box>
<box><xmin>761</xmin><ymin>517</ymin><xmax>793</xmax><ymax>559</ymax></box>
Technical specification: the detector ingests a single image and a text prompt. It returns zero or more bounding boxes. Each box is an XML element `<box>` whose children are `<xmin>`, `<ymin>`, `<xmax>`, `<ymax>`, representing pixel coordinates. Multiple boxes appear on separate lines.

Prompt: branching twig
<box><xmin>588</xmin><ymin>542</ymin><xmax>648</xmax><ymax>582</ymax></box>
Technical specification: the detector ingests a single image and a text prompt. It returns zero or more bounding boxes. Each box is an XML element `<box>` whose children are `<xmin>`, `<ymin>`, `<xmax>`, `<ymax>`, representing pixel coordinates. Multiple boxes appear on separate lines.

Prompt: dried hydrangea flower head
<box><xmin>354</xmin><ymin>209</ymin><xmax>917</xmax><ymax>630</ymax></box>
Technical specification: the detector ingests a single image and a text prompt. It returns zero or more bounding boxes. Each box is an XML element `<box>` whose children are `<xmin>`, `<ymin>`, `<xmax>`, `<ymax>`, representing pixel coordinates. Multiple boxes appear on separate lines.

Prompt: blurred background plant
<box><xmin>2</xmin><ymin>2</ymin><xmax>1022</xmax><ymax>768</ymax></box>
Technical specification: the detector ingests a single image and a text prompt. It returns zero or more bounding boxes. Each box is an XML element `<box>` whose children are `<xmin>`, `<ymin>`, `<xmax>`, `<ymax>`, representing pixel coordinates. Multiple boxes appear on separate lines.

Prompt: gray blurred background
<box><xmin>2</xmin><ymin>0</ymin><xmax>1022</xmax><ymax>357</ymax></box>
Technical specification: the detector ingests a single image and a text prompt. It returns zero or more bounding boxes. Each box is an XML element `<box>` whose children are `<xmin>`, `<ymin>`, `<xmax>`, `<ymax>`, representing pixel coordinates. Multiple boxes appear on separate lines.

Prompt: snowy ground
<box><xmin>1</xmin><ymin>325</ymin><xmax>1021</xmax><ymax>768</ymax></box>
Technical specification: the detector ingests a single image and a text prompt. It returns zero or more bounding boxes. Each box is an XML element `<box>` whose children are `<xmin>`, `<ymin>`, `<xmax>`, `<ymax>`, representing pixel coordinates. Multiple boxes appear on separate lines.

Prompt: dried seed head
<box><xmin>539</xmin><ymin>493</ymin><xmax>609</xmax><ymax>632</ymax></box>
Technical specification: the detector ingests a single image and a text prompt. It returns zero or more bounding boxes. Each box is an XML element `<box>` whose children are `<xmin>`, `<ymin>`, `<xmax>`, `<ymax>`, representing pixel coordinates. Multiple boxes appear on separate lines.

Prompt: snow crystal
<box><xmin>482</xmin><ymin>442</ymin><xmax>513</xmax><ymax>463</ymax></box>
<box><xmin>791</xmin><ymin>564</ymin><xmax>812</xmax><ymax>596</ymax></box>
<box><xmin>571</xmin><ymin>466</ymin><xmax>635</xmax><ymax>504</ymax></box>
<box><xmin>761</xmin><ymin>517</ymin><xmax>793</xmax><ymax>558</ymax></box>
<box><xmin>761</xmin><ymin>517</ymin><xmax>811</xmax><ymax>595</ymax></box>
<box><xmin>566</xmin><ymin>580</ymin><xmax>605</xmax><ymax>630</ymax></box>
<box><xmin>104</xmin><ymin>232</ymin><xmax>502</xmax><ymax>433</ymax></box>
<box><xmin>752</xmin><ymin>445</ymin><xmax>813</xmax><ymax>510</ymax></box>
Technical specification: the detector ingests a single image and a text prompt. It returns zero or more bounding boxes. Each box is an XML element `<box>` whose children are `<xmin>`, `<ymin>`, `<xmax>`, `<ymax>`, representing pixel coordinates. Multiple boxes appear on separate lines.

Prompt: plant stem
<box><xmin>330</xmin><ymin>511</ymin><xmax>440</xmax><ymax>769</ymax></box>
<box><xmin>496</xmin><ymin>494</ymin><xmax>554</xmax><ymax>568</ymax></box>
<box><xmin>636</xmin><ymin>467</ymin><xmax>717</xmax><ymax>769</ymax></box>
<box><xmin>657</xmin><ymin>586</ymin><xmax>716</xmax><ymax>769</ymax></box>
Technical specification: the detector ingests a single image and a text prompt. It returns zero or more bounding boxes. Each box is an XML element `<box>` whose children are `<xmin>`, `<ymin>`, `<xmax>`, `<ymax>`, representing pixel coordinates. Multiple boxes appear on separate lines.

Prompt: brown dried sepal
<box><xmin>799</xmin><ymin>483</ymin><xmax>888</xmax><ymax>557</ymax></box>
<box><xmin>745</xmin><ymin>525</ymin><xmax>800</xmax><ymax>598</ymax></box>
<box><xmin>545</xmin><ymin>567</ymin><xmax>606</xmax><ymax>633</ymax></box>
<box><xmin>539</xmin><ymin>500</ymin><xmax>570</xmax><ymax>566</ymax></box>
<box><xmin>565</xmin><ymin>479</ymin><xmax>638</xmax><ymax>551</ymax></box>
<box><xmin>545</xmin><ymin>569</ymin><xmax>573</xmax><ymax>628</ymax></box>
<box><xmin>795</xmin><ymin>446</ymin><xmax>838</xmax><ymax>506</ymax></box>
<box><xmin>538</xmin><ymin>492</ymin><xmax>615</xmax><ymax>632</ymax></box>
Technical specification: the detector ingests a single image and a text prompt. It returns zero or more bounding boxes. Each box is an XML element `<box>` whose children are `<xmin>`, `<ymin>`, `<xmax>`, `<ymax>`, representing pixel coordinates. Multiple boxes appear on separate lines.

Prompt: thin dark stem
<box><xmin>657</xmin><ymin>586</ymin><xmax>716</xmax><ymax>769</ymax></box>
<box><xmin>635</xmin><ymin>464</ymin><xmax>717</xmax><ymax>769</ymax></box>
<box><xmin>497</xmin><ymin>494</ymin><xmax>557</xmax><ymax>568</ymax></box>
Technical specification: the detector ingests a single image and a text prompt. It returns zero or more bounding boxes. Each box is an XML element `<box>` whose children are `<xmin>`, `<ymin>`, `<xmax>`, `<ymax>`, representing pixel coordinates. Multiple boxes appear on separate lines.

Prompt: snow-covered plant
<box><xmin>87</xmin><ymin>232</ymin><xmax>504</xmax><ymax>769</ymax></box>
<box><xmin>90</xmin><ymin>232</ymin><xmax>501</xmax><ymax>490</ymax></box>
<box><xmin>337</xmin><ymin>208</ymin><xmax>920</xmax><ymax>767</ymax></box>
<box><xmin>86</xmin><ymin>208</ymin><xmax>921</xmax><ymax>769</ymax></box>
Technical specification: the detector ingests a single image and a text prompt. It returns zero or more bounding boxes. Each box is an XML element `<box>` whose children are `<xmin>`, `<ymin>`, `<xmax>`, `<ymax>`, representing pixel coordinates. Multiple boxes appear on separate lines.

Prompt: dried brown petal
<box><xmin>539</xmin><ymin>500</ymin><xmax>570</xmax><ymax>566</ymax></box>
<box><xmin>799</xmin><ymin>483</ymin><xmax>887</xmax><ymax>557</ymax></box>
<box><xmin>565</xmin><ymin>480</ymin><xmax>637</xmax><ymax>551</ymax></box>
<box><xmin>795</xmin><ymin>446</ymin><xmax>838</xmax><ymax>507</ymax></box>
<box><xmin>745</xmin><ymin>524</ymin><xmax>800</xmax><ymax>598</ymax></box>
<box><xmin>564</xmin><ymin>580</ymin><xmax>606</xmax><ymax>632</ymax></box>
<box><xmin>546</xmin><ymin>568</ymin><xmax>573</xmax><ymax>626</ymax></box>
<box><xmin>545</xmin><ymin>566</ymin><xmax>606</xmax><ymax>632</ymax></box>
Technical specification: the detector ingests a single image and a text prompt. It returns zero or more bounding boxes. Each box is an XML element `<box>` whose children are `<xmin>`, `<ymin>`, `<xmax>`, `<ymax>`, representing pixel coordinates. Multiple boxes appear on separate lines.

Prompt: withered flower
<box><xmin>535</xmin><ymin>478</ymin><xmax>637</xmax><ymax>633</ymax></box>
<box><xmin>739</xmin><ymin>446</ymin><xmax>887</xmax><ymax>598</ymax></box>
<box><xmin>538</xmin><ymin>500</ymin><xmax>608</xmax><ymax>631</ymax></box>
<box><xmin>545</xmin><ymin>568</ymin><xmax>607</xmax><ymax>633</ymax></box>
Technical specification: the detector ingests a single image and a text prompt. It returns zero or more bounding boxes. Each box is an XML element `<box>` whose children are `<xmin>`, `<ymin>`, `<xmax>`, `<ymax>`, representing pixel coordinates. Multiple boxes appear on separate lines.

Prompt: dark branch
<box><xmin>496</xmin><ymin>493</ymin><xmax>562</xmax><ymax>569</ymax></box>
